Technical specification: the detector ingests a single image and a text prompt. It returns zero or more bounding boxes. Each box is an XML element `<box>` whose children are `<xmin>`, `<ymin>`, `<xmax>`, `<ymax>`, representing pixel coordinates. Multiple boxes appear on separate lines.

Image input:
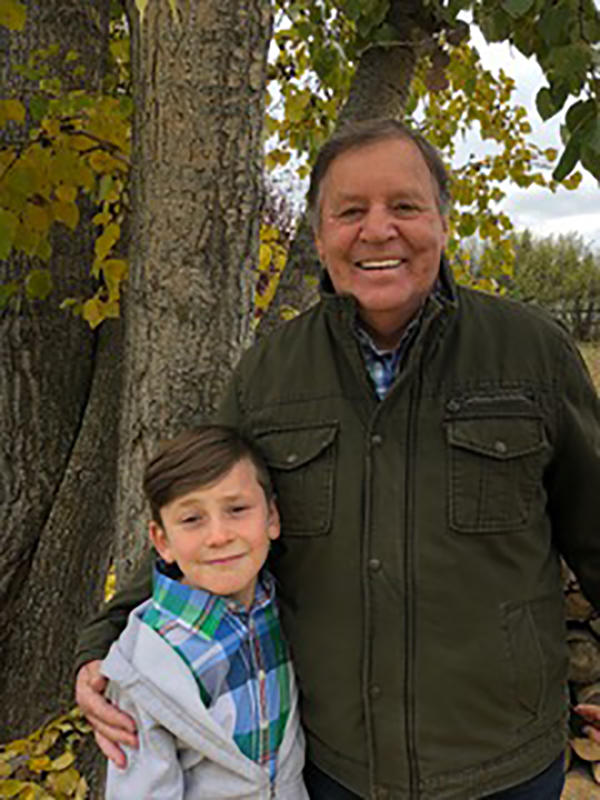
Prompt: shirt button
<box><xmin>258</xmin><ymin>669</ymin><xmax>266</xmax><ymax>681</ymax></box>
<box><xmin>446</xmin><ymin>399</ymin><xmax>461</xmax><ymax>413</ymax></box>
<box><xmin>494</xmin><ymin>440</ymin><xmax>508</xmax><ymax>455</ymax></box>
<box><xmin>368</xmin><ymin>558</ymin><xmax>382</xmax><ymax>572</ymax></box>
<box><xmin>369</xmin><ymin>685</ymin><xmax>381</xmax><ymax>699</ymax></box>
<box><xmin>260</xmin><ymin>718</ymin><xmax>269</xmax><ymax>729</ymax></box>
<box><xmin>371</xmin><ymin>434</ymin><xmax>383</xmax><ymax>446</ymax></box>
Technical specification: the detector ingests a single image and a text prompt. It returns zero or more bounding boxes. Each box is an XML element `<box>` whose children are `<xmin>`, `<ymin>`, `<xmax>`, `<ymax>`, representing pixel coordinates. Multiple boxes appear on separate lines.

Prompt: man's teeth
<box><xmin>357</xmin><ymin>259</ymin><xmax>403</xmax><ymax>269</ymax></box>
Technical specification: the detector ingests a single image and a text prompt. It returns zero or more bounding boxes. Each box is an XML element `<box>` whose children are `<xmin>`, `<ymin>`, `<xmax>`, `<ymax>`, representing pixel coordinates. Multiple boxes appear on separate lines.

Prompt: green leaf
<box><xmin>565</xmin><ymin>99</ymin><xmax>596</xmax><ymax>134</ymax></box>
<box><xmin>553</xmin><ymin>136</ymin><xmax>581</xmax><ymax>181</ymax></box>
<box><xmin>539</xmin><ymin>2</ymin><xmax>571</xmax><ymax>47</ymax></box>
<box><xmin>0</xmin><ymin>281</ymin><xmax>19</xmax><ymax>309</ymax></box>
<box><xmin>135</xmin><ymin>0</ymin><xmax>149</xmax><ymax>21</ymax></box>
<box><xmin>25</xmin><ymin>268</ymin><xmax>53</xmax><ymax>301</ymax></box>
<box><xmin>0</xmin><ymin>208</ymin><xmax>19</xmax><ymax>259</ymax></box>
<box><xmin>502</xmin><ymin>0</ymin><xmax>535</xmax><ymax>19</ymax></box>
<box><xmin>0</xmin><ymin>0</ymin><xmax>26</xmax><ymax>31</ymax></box>
<box><xmin>29</xmin><ymin>95</ymin><xmax>49</xmax><ymax>123</ymax></box>
<box><xmin>535</xmin><ymin>88</ymin><xmax>555</xmax><ymax>121</ymax></box>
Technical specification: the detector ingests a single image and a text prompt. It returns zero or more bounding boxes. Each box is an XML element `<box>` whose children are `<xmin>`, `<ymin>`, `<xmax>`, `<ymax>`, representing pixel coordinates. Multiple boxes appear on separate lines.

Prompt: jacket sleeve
<box><xmin>547</xmin><ymin>335</ymin><xmax>600</xmax><ymax>610</ymax></box>
<box><xmin>73</xmin><ymin>549</ymin><xmax>154</xmax><ymax>673</ymax></box>
<box><xmin>105</xmin><ymin>684</ymin><xmax>185</xmax><ymax>800</ymax></box>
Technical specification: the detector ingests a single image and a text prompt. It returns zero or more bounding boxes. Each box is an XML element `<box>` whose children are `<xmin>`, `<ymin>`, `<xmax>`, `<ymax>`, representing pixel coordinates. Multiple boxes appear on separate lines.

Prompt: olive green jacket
<box><xmin>76</xmin><ymin>260</ymin><xmax>600</xmax><ymax>799</ymax></box>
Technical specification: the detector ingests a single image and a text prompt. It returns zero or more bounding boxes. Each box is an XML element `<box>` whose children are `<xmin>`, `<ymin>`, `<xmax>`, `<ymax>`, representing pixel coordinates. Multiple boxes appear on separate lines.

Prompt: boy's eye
<box><xmin>181</xmin><ymin>514</ymin><xmax>202</xmax><ymax>525</ymax></box>
<box><xmin>229</xmin><ymin>504</ymin><xmax>250</xmax><ymax>515</ymax></box>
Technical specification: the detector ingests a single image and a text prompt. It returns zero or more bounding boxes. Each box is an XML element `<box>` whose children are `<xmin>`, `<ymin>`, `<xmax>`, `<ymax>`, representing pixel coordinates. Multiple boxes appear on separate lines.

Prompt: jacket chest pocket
<box><xmin>253</xmin><ymin>422</ymin><xmax>338</xmax><ymax>536</ymax></box>
<box><xmin>446</xmin><ymin>412</ymin><xmax>547</xmax><ymax>534</ymax></box>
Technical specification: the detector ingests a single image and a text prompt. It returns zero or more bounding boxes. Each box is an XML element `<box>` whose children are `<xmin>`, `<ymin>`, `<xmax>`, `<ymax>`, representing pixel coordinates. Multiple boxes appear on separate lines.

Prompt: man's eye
<box><xmin>230</xmin><ymin>505</ymin><xmax>249</xmax><ymax>515</ymax></box>
<box><xmin>339</xmin><ymin>207</ymin><xmax>363</xmax><ymax>218</ymax></box>
<box><xmin>393</xmin><ymin>203</ymin><xmax>418</xmax><ymax>215</ymax></box>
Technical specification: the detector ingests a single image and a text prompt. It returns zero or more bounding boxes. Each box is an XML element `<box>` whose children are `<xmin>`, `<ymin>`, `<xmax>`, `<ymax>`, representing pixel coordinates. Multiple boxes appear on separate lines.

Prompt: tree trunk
<box><xmin>0</xmin><ymin>0</ymin><xmax>116</xmax><ymax>741</ymax></box>
<box><xmin>257</xmin><ymin>6</ymin><xmax>422</xmax><ymax>339</ymax></box>
<box><xmin>115</xmin><ymin>0</ymin><xmax>273</xmax><ymax>578</ymax></box>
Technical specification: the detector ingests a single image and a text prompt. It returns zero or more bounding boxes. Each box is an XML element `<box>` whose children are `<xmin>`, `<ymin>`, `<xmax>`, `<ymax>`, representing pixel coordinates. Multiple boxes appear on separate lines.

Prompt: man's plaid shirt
<box><xmin>140</xmin><ymin>563</ymin><xmax>293</xmax><ymax>783</ymax></box>
<box><xmin>356</xmin><ymin>283</ymin><xmax>445</xmax><ymax>399</ymax></box>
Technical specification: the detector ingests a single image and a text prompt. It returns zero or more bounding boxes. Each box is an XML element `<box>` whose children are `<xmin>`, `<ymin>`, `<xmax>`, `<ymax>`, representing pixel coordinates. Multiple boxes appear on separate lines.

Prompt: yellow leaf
<box><xmin>94</xmin><ymin>222</ymin><xmax>120</xmax><ymax>261</ymax></box>
<box><xmin>52</xmin><ymin>199</ymin><xmax>80</xmax><ymax>230</ymax></box>
<box><xmin>135</xmin><ymin>0</ymin><xmax>149</xmax><ymax>21</ymax></box>
<box><xmin>74</xmin><ymin>776</ymin><xmax>88</xmax><ymax>800</ymax></box>
<box><xmin>55</xmin><ymin>184</ymin><xmax>77</xmax><ymax>203</ymax></box>
<box><xmin>41</xmin><ymin>118</ymin><xmax>60</xmax><ymax>138</ymax></box>
<box><xmin>102</xmin><ymin>258</ymin><xmax>128</xmax><ymax>282</ymax></box>
<box><xmin>28</xmin><ymin>755</ymin><xmax>51</xmax><ymax>773</ymax></box>
<box><xmin>88</xmin><ymin>151</ymin><xmax>119</xmax><ymax>174</ymax></box>
<box><xmin>25</xmin><ymin>202</ymin><xmax>50</xmax><ymax>233</ymax></box>
<box><xmin>0</xmin><ymin>780</ymin><xmax>30</xmax><ymax>798</ymax></box>
<box><xmin>0</xmin><ymin>0</ymin><xmax>26</xmax><ymax>32</ymax></box>
<box><xmin>82</xmin><ymin>297</ymin><xmax>103</xmax><ymax>329</ymax></box>
<box><xmin>92</xmin><ymin>210</ymin><xmax>112</xmax><ymax>226</ymax></box>
<box><xmin>50</xmin><ymin>750</ymin><xmax>75</xmax><ymax>770</ymax></box>
<box><xmin>0</xmin><ymin>99</ymin><xmax>25</xmax><ymax>126</ymax></box>
<box><xmin>259</xmin><ymin>243</ymin><xmax>272</xmax><ymax>272</ymax></box>
<box><xmin>0</xmin><ymin>761</ymin><xmax>13</xmax><ymax>778</ymax></box>
<box><xmin>46</xmin><ymin>766</ymin><xmax>80</xmax><ymax>794</ymax></box>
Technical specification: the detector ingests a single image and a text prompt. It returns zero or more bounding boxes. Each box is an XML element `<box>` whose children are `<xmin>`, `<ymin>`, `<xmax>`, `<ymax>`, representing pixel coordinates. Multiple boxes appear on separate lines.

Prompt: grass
<box><xmin>578</xmin><ymin>342</ymin><xmax>600</xmax><ymax>391</ymax></box>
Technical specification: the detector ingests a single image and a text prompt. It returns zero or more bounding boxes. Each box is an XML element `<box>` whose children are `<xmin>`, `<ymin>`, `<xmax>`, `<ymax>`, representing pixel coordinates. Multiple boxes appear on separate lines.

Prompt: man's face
<box><xmin>314</xmin><ymin>137</ymin><xmax>448</xmax><ymax>347</ymax></box>
<box><xmin>149</xmin><ymin>458</ymin><xmax>280</xmax><ymax>609</ymax></box>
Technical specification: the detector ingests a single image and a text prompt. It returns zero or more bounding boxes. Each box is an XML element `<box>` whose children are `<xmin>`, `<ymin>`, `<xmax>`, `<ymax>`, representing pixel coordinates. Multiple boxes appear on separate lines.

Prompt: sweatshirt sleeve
<box><xmin>73</xmin><ymin>549</ymin><xmax>154</xmax><ymax>673</ymax></box>
<box><xmin>104</xmin><ymin>684</ymin><xmax>185</xmax><ymax>800</ymax></box>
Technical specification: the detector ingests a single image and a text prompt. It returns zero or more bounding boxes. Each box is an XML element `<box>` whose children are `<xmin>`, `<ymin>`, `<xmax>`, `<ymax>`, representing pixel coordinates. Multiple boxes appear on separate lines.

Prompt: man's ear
<box><xmin>149</xmin><ymin>520</ymin><xmax>175</xmax><ymax>563</ymax></box>
<box><xmin>267</xmin><ymin>500</ymin><xmax>281</xmax><ymax>541</ymax></box>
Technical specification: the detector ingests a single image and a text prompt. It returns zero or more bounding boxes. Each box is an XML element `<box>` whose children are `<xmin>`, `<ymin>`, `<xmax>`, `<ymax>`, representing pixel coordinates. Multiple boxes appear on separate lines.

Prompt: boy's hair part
<box><xmin>143</xmin><ymin>425</ymin><xmax>274</xmax><ymax>525</ymax></box>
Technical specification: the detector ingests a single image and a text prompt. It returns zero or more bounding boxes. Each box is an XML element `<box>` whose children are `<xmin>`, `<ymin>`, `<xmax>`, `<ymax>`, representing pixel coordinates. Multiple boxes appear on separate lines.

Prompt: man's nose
<box><xmin>359</xmin><ymin>207</ymin><xmax>397</xmax><ymax>242</ymax></box>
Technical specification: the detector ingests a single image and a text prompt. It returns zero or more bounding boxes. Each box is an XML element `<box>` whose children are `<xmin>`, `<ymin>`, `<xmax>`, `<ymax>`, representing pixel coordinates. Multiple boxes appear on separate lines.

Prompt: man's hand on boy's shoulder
<box><xmin>75</xmin><ymin>660</ymin><xmax>139</xmax><ymax>768</ymax></box>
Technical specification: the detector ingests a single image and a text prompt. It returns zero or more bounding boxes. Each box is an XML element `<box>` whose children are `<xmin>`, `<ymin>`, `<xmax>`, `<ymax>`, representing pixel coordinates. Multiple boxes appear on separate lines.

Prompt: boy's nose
<box><xmin>204</xmin><ymin>519</ymin><xmax>234</xmax><ymax>547</ymax></box>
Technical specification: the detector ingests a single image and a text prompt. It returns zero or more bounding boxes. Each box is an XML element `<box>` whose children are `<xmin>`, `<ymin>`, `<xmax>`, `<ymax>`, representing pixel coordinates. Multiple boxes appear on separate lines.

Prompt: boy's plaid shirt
<box><xmin>140</xmin><ymin>564</ymin><xmax>293</xmax><ymax>783</ymax></box>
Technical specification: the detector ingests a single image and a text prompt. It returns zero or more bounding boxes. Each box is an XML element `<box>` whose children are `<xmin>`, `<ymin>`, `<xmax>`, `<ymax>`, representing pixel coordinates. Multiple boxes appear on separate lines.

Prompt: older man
<box><xmin>76</xmin><ymin>120</ymin><xmax>600</xmax><ymax>799</ymax></box>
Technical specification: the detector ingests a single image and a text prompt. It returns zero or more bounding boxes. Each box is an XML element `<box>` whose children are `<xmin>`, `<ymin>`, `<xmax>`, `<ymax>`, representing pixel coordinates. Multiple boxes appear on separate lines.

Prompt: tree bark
<box><xmin>257</xmin><ymin>4</ymin><xmax>423</xmax><ymax>339</ymax></box>
<box><xmin>0</xmin><ymin>0</ymin><xmax>115</xmax><ymax>741</ymax></box>
<box><xmin>115</xmin><ymin>0</ymin><xmax>273</xmax><ymax>578</ymax></box>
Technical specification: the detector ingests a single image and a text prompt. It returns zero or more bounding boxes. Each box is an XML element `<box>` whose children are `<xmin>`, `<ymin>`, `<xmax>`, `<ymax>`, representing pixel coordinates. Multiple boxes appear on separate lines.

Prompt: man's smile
<box><xmin>354</xmin><ymin>258</ymin><xmax>408</xmax><ymax>271</ymax></box>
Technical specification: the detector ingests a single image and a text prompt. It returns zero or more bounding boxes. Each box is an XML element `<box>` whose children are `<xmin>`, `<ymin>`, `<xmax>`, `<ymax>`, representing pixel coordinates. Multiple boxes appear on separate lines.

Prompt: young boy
<box><xmin>101</xmin><ymin>425</ymin><xmax>308</xmax><ymax>799</ymax></box>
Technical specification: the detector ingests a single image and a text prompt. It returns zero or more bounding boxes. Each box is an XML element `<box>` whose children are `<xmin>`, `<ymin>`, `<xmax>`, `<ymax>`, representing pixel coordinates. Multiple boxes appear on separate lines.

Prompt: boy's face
<box><xmin>149</xmin><ymin>457</ymin><xmax>280</xmax><ymax>609</ymax></box>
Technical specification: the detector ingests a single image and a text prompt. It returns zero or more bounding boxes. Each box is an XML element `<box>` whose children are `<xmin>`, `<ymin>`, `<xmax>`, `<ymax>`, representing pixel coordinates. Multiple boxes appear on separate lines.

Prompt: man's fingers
<box><xmin>88</xmin><ymin>711</ymin><xmax>139</xmax><ymax>748</ymax></box>
<box><xmin>94</xmin><ymin>730</ymin><xmax>129</xmax><ymax>770</ymax></box>
<box><xmin>575</xmin><ymin>703</ymin><xmax>600</xmax><ymax>724</ymax></box>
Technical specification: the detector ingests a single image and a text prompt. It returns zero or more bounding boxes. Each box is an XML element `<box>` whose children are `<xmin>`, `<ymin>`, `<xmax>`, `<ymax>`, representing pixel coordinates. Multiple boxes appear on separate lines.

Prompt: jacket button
<box><xmin>369</xmin><ymin>684</ymin><xmax>381</xmax><ymax>699</ymax></box>
<box><xmin>368</xmin><ymin>558</ymin><xmax>381</xmax><ymax>572</ymax></box>
<box><xmin>286</xmin><ymin>452</ymin><xmax>298</xmax><ymax>464</ymax></box>
<box><xmin>446</xmin><ymin>398</ymin><xmax>461</xmax><ymax>412</ymax></box>
<box><xmin>371</xmin><ymin>434</ymin><xmax>383</xmax><ymax>446</ymax></box>
<box><xmin>494</xmin><ymin>440</ymin><xmax>507</xmax><ymax>454</ymax></box>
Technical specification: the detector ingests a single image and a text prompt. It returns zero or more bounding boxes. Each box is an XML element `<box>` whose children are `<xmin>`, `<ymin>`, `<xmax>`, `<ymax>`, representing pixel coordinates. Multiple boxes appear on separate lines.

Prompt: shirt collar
<box><xmin>151</xmin><ymin>561</ymin><xmax>275</xmax><ymax>635</ymax></box>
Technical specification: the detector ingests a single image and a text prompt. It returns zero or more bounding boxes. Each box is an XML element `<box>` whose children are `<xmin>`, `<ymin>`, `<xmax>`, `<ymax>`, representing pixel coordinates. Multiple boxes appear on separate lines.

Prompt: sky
<box><xmin>461</xmin><ymin>27</ymin><xmax>600</xmax><ymax>249</ymax></box>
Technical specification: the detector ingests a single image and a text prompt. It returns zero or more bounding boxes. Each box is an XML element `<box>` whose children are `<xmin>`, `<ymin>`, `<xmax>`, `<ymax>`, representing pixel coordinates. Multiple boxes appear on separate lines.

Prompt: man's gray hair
<box><xmin>306</xmin><ymin>118</ymin><xmax>451</xmax><ymax>231</ymax></box>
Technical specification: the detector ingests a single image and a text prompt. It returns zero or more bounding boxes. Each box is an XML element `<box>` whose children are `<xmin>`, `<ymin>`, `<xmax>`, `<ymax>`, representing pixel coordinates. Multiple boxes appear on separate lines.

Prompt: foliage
<box><xmin>0</xmin><ymin>709</ymin><xmax>90</xmax><ymax>799</ymax></box>
<box><xmin>500</xmin><ymin>230</ymin><xmax>600</xmax><ymax>340</ymax></box>
<box><xmin>3</xmin><ymin>0</ymin><xmax>599</xmax><ymax>325</ymax></box>
<box><xmin>0</xmin><ymin>17</ymin><xmax>131</xmax><ymax>326</ymax></box>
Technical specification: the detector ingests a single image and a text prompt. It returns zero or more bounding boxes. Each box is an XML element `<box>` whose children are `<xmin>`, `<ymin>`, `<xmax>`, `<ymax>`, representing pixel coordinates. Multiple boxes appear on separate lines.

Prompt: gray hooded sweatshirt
<box><xmin>102</xmin><ymin>600</ymin><xmax>309</xmax><ymax>799</ymax></box>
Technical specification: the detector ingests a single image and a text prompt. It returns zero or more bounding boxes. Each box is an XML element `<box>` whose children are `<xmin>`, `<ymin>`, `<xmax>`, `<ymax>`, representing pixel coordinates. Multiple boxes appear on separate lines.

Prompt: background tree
<box><xmin>509</xmin><ymin>230</ymin><xmax>600</xmax><ymax>341</ymax></box>
<box><xmin>0</xmin><ymin>0</ymin><xmax>119</xmax><ymax>742</ymax></box>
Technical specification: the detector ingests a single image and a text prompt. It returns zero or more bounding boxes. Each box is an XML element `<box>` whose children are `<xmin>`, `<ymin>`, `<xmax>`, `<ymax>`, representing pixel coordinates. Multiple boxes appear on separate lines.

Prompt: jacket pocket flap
<box><xmin>448</xmin><ymin>417</ymin><xmax>545</xmax><ymax>460</ymax></box>
<box><xmin>255</xmin><ymin>423</ymin><xmax>338</xmax><ymax>470</ymax></box>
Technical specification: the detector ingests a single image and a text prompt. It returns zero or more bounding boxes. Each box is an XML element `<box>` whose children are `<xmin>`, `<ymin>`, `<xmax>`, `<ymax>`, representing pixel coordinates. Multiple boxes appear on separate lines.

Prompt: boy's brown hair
<box><xmin>143</xmin><ymin>425</ymin><xmax>274</xmax><ymax>525</ymax></box>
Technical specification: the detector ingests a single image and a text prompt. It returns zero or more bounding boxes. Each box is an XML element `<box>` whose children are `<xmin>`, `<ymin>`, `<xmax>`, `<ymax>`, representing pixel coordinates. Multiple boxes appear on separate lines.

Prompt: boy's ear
<box><xmin>267</xmin><ymin>499</ymin><xmax>281</xmax><ymax>541</ymax></box>
<box><xmin>149</xmin><ymin>520</ymin><xmax>175</xmax><ymax>563</ymax></box>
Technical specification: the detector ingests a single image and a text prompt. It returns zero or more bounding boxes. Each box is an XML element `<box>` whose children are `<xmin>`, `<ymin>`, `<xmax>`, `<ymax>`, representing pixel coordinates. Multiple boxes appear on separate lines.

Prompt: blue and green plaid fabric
<box><xmin>140</xmin><ymin>564</ymin><xmax>293</xmax><ymax>782</ymax></box>
<box><xmin>356</xmin><ymin>283</ymin><xmax>445</xmax><ymax>399</ymax></box>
